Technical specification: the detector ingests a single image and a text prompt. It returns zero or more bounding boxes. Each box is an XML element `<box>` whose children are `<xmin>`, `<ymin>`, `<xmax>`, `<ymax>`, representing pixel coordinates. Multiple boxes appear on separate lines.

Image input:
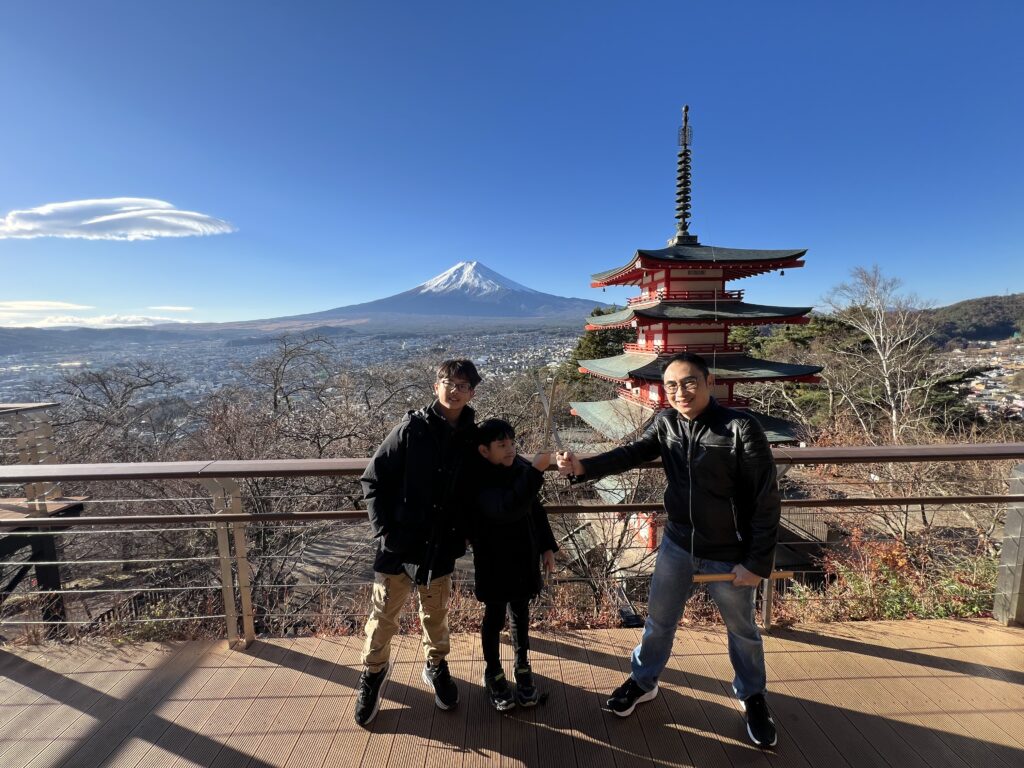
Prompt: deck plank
<box><xmin>0</xmin><ymin>619</ymin><xmax>1020</xmax><ymax>767</ymax></box>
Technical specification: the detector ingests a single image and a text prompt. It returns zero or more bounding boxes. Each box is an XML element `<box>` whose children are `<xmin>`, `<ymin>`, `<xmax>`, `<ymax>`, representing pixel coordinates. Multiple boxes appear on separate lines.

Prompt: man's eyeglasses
<box><xmin>663</xmin><ymin>377</ymin><xmax>701</xmax><ymax>394</ymax></box>
<box><xmin>438</xmin><ymin>379</ymin><xmax>474</xmax><ymax>393</ymax></box>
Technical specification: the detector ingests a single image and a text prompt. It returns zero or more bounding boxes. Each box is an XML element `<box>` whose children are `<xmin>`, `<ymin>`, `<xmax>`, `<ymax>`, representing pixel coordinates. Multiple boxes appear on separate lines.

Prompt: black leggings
<box><xmin>481</xmin><ymin>599</ymin><xmax>530</xmax><ymax>673</ymax></box>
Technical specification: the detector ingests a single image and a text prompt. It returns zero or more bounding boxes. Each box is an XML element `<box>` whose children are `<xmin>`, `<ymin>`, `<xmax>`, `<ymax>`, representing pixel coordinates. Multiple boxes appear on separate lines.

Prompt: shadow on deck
<box><xmin>0</xmin><ymin>618</ymin><xmax>1022</xmax><ymax>767</ymax></box>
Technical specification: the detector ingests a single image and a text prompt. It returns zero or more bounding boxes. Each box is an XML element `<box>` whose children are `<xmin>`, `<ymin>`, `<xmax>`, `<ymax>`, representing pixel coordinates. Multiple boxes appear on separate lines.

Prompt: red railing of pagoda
<box><xmin>622</xmin><ymin>342</ymin><xmax>745</xmax><ymax>354</ymax></box>
<box><xmin>627</xmin><ymin>289</ymin><xmax>744</xmax><ymax>306</ymax></box>
<box><xmin>616</xmin><ymin>388</ymin><xmax>750</xmax><ymax>409</ymax></box>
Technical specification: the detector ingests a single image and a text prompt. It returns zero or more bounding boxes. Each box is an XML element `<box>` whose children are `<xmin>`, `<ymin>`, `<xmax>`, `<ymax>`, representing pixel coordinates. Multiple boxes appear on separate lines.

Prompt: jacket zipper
<box><xmin>730</xmin><ymin>498</ymin><xmax>743</xmax><ymax>541</ymax></box>
<box><xmin>687</xmin><ymin>421</ymin><xmax>696</xmax><ymax>558</ymax></box>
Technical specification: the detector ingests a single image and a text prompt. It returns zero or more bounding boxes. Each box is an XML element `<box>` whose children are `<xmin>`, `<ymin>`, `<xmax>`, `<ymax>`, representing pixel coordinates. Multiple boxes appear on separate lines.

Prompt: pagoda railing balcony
<box><xmin>627</xmin><ymin>289</ymin><xmax>744</xmax><ymax>306</ymax></box>
<box><xmin>623</xmin><ymin>342</ymin><xmax>745</xmax><ymax>354</ymax></box>
<box><xmin>616</xmin><ymin>388</ymin><xmax>750</xmax><ymax>409</ymax></box>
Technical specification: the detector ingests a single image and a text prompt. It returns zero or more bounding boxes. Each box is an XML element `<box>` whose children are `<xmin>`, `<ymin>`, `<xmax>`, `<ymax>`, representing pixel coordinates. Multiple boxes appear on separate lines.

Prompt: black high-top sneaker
<box><xmin>422</xmin><ymin>659</ymin><xmax>459</xmax><ymax>710</ymax></box>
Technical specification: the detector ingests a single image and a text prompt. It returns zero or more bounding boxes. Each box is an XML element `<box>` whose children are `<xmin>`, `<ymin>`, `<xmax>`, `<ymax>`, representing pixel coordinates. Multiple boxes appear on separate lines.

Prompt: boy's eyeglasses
<box><xmin>663</xmin><ymin>377</ymin><xmax>701</xmax><ymax>394</ymax></box>
<box><xmin>438</xmin><ymin>379</ymin><xmax>474</xmax><ymax>393</ymax></box>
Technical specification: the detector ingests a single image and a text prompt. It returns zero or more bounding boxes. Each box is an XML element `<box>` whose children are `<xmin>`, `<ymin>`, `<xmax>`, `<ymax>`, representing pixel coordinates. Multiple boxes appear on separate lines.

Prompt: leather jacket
<box><xmin>579</xmin><ymin>398</ymin><xmax>780</xmax><ymax>577</ymax></box>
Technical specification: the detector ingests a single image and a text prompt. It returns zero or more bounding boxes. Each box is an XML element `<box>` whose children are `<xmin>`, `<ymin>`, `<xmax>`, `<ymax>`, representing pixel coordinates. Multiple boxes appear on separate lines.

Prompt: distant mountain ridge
<box><xmin>0</xmin><ymin>261</ymin><xmax>607</xmax><ymax>352</ymax></box>
<box><xmin>272</xmin><ymin>261</ymin><xmax>599</xmax><ymax>324</ymax></box>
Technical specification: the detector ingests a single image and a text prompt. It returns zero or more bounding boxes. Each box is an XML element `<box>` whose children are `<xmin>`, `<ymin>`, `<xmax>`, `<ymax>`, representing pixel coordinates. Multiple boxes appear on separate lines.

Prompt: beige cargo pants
<box><xmin>361</xmin><ymin>571</ymin><xmax>452</xmax><ymax>673</ymax></box>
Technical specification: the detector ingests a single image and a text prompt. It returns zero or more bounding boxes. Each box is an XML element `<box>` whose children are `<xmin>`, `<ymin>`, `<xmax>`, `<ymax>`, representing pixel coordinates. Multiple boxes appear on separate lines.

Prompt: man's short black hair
<box><xmin>475</xmin><ymin>418</ymin><xmax>515</xmax><ymax>446</ymax></box>
<box><xmin>660</xmin><ymin>352</ymin><xmax>711</xmax><ymax>379</ymax></box>
<box><xmin>436</xmin><ymin>359</ymin><xmax>482</xmax><ymax>388</ymax></box>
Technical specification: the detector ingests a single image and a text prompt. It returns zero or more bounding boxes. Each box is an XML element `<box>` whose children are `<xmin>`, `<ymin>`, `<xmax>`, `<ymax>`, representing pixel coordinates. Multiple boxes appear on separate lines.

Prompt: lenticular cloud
<box><xmin>0</xmin><ymin>197</ymin><xmax>235</xmax><ymax>240</ymax></box>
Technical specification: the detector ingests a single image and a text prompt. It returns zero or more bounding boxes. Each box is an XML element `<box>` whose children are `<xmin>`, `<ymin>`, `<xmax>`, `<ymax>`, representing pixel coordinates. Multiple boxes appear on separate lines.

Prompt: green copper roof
<box><xmin>578</xmin><ymin>352</ymin><xmax>822</xmax><ymax>382</ymax></box>
<box><xmin>570</xmin><ymin>398</ymin><xmax>655</xmax><ymax>441</ymax></box>
<box><xmin>570</xmin><ymin>398</ymin><xmax>803</xmax><ymax>444</ymax></box>
<box><xmin>591</xmin><ymin>245</ymin><xmax>806</xmax><ymax>282</ymax></box>
<box><xmin>586</xmin><ymin>301</ymin><xmax>813</xmax><ymax>327</ymax></box>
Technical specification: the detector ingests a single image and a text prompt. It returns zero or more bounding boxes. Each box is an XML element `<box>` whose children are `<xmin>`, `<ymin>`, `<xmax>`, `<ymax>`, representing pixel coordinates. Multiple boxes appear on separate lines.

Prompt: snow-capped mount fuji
<box><xmin>249</xmin><ymin>260</ymin><xmax>605</xmax><ymax>330</ymax></box>
<box><xmin>417</xmin><ymin>261</ymin><xmax>540</xmax><ymax>296</ymax></box>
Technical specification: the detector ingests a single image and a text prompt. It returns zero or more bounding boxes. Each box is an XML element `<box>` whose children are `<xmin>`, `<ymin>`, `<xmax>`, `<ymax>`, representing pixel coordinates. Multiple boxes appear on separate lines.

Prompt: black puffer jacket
<box><xmin>469</xmin><ymin>456</ymin><xmax>559</xmax><ymax>603</ymax></box>
<box><xmin>579</xmin><ymin>399</ymin><xmax>780</xmax><ymax>577</ymax></box>
<box><xmin>361</xmin><ymin>401</ymin><xmax>476</xmax><ymax>582</ymax></box>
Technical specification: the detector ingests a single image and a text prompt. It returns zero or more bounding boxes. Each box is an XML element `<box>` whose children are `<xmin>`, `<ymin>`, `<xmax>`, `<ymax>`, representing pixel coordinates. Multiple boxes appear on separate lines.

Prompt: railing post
<box><xmin>761</xmin><ymin>577</ymin><xmax>774</xmax><ymax>633</ymax></box>
<box><xmin>232</xmin><ymin>522</ymin><xmax>256</xmax><ymax>647</ymax></box>
<box><xmin>995</xmin><ymin>463</ymin><xmax>1024</xmax><ymax>626</ymax></box>
<box><xmin>203</xmin><ymin>479</ymin><xmax>244</xmax><ymax>647</ymax></box>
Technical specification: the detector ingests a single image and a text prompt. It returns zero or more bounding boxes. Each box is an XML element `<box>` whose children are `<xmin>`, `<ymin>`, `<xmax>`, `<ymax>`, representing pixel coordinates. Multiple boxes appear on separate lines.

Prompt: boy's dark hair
<box><xmin>436</xmin><ymin>359</ymin><xmax>482</xmax><ymax>388</ymax></box>
<box><xmin>660</xmin><ymin>352</ymin><xmax>711</xmax><ymax>379</ymax></box>
<box><xmin>475</xmin><ymin>418</ymin><xmax>515</xmax><ymax>447</ymax></box>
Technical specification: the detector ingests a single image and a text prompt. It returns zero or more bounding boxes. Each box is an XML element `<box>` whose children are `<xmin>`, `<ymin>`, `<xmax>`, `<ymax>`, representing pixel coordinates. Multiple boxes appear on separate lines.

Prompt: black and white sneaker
<box><xmin>422</xmin><ymin>659</ymin><xmax>459</xmax><ymax>710</ymax></box>
<box><xmin>483</xmin><ymin>669</ymin><xmax>517</xmax><ymax>712</ymax></box>
<box><xmin>353</xmin><ymin>665</ymin><xmax>389</xmax><ymax>726</ymax></box>
<box><xmin>606</xmin><ymin>677</ymin><xmax>658</xmax><ymax>717</ymax></box>
<box><xmin>740</xmin><ymin>693</ymin><xmax>777</xmax><ymax>748</ymax></box>
<box><xmin>513</xmin><ymin>665</ymin><xmax>539</xmax><ymax>707</ymax></box>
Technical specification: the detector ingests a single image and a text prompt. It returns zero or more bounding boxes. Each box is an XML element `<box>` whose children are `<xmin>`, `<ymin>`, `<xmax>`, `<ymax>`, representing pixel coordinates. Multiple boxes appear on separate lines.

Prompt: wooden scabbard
<box><xmin>692</xmin><ymin>570</ymin><xmax>794</xmax><ymax>584</ymax></box>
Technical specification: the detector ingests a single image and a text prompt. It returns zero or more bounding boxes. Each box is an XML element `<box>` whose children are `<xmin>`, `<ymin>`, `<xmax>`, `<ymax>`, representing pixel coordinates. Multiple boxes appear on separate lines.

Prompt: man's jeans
<box><xmin>631</xmin><ymin>533</ymin><xmax>767</xmax><ymax>700</ymax></box>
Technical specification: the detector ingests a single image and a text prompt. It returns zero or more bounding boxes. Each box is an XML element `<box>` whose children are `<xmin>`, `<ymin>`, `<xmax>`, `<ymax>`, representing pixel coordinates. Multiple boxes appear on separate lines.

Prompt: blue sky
<box><xmin>1</xmin><ymin>1</ymin><xmax>1021</xmax><ymax>327</ymax></box>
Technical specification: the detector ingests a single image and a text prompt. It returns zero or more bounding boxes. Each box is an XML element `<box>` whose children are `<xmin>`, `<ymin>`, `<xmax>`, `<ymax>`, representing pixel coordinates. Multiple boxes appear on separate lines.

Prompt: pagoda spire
<box><xmin>671</xmin><ymin>104</ymin><xmax>699</xmax><ymax>246</ymax></box>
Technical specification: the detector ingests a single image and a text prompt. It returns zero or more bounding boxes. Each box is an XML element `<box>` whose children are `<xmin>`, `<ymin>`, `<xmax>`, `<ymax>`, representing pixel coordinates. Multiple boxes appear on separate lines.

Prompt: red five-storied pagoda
<box><xmin>570</xmin><ymin>106</ymin><xmax>822</xmax><ymax>445</ymax></box>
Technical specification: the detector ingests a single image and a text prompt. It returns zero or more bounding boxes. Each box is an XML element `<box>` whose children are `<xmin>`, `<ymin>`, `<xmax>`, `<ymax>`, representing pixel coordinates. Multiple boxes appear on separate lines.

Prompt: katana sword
<box><xmin>533</xmin><ymin>371</ymin><xmax>564</xmax><ymax>453</ymax></box>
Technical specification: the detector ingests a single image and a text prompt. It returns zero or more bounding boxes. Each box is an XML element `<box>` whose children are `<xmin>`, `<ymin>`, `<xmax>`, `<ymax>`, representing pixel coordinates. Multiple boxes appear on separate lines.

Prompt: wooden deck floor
<box><xmin>0</xmin><ymin>619</ymin><xmax>1022</xmax><ymax>767</ymax></box>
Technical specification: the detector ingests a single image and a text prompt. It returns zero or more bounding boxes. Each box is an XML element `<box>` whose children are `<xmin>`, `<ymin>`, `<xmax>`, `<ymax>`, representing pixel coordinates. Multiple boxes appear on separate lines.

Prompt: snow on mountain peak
<box><xmin>417</xmin><ymin>261</ymin><xmax>539</xmax><ymax>296</ymax></box>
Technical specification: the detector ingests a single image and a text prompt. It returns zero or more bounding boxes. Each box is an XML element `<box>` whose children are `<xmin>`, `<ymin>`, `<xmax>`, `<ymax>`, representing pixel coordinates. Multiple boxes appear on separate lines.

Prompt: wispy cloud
<box><xmin>0</xmin><ymin>299</ymin><xmax>196</xmax><ymax>328</ymax></box>
<box><xmin>1</xmin><ymin>313</ymin><xmax>195</xmax><ymax>328</ymax></box>
<box><xmin>148</xmin><ymin>305</ymin><xmax>194</xmax><ymax>311</ymax></box>
<box><xmin>0</xmin><ymin>300</ymin><xmax>94</xmax><ymax>311</ymax></box>
<box><xmin>0</xmin><ymin>197</ymin><xmax>235</xmax><ymax>241</ymax></box>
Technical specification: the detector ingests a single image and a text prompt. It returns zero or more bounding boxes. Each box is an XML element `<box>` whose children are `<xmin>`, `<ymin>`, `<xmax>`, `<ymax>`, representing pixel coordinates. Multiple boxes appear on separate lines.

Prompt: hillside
<box><xmin>926</xmin><ymin>293</ymin><xmax>1024</xmax><ymax>347</ymax></box>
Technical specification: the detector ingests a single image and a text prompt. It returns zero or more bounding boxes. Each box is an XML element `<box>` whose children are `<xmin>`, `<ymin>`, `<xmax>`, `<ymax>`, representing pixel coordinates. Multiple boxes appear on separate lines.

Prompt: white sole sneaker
<box><xmin>738</xmin><ymin>697</ymin><xmax>778</xmax><ymax>747</ymax></box>
<box><xmin>356</xmin><ymin>665</ymin><xmax>389</xmax><ymax>726</ymax></box>
<box><xmin>612</xmin><ymin>683</ymin><xmax>659</xmax><ymax>717</ymax></box>
<box><xmin>422</xmin><ymin>666</ymin><xmax>458</xmax><ymax>710</ymax></box>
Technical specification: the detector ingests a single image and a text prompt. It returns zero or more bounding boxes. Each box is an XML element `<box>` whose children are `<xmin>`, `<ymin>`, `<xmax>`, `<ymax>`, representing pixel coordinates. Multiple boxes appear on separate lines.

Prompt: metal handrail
<box><xmin>3</xmin><ymin>444</ymin><xmax>1023</xmax><ymax>484</ymax></box>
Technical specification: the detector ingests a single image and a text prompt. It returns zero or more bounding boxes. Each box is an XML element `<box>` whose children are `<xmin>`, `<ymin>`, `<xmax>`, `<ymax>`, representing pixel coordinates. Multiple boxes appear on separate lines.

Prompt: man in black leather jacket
<box><xmin>352</xmin><ymin>359</ymin><xmax>481</xmax><ymax>727</ymax></box>
<box><xmin>558</xmin><ymin>352</ymin><xmax>780</xmax><ymax>748</ymax></box>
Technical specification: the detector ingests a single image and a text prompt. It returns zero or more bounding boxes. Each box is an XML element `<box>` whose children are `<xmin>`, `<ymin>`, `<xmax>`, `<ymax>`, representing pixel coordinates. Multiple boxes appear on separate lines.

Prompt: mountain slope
<box><xmin>925</xmin><ymin>293</ymin><xmax>1024</xmax><ymax>346</ymax></box>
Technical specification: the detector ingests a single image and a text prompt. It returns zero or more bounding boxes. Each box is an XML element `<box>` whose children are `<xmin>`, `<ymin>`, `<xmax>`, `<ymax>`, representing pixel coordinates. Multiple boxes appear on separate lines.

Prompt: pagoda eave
<box><xmin>578</xmin><ymin>352</ymin><xmax>823</xmax><ymax>383</ymax></box>
<box><xmin>591</xmin><ymin>253</ymin><xmax>806</xmax><ymax>288</ymax></box>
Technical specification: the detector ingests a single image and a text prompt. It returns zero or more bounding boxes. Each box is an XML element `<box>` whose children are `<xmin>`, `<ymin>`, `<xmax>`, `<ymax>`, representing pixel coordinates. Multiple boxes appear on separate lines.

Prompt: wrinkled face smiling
<box><xmin>434</xmin><ymin>376</ymin><xmax>475</xmax><ymax>412</ymax></box>
<box><xmin>662</xmin><ymin>360</ymin><xmax>714</xmax><ymax>420</ymax></box>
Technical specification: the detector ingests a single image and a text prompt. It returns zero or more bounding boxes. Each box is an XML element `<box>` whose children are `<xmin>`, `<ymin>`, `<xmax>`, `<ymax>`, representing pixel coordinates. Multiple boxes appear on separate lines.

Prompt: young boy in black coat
<box><xmin>470</xmin><ymin>418</ymin><xmax>558</xmax><ymax>711</ymax></box>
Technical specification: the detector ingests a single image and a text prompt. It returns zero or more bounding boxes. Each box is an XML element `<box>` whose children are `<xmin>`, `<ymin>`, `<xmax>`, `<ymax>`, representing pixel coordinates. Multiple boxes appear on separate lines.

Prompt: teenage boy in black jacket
<box><xmin>353</xmin><ymin>359</ymin><xmax>481</xmax><ymax>727</ymax></box>
<box><xmin>469</xmin><ymin>419</ymin><xmax>558</xmax><ymax>711</ymax></box>
<box><xmin>557</xmin><ymin>352</ymin><xmax>781</xmax><ymax>748</ymax></box>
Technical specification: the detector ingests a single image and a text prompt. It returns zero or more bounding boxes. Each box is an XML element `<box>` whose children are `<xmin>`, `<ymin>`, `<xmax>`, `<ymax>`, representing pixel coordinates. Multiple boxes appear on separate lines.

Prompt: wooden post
<box><xmin>232</xmin><ymin>522</ymin><xmax>256</xmax><ymax>647</ymax></box>
<box><xmin>995</xmin><ymin>464</ymin><xmax>1024</xmax><ymax>626</ymax></box>
<box><xmin>31</xmin><ymin>532</ymin><xmax>67</xmax><ymax>637</ymax></box>
<box><xmin>761</xmin><ymin>577</ymin><xmax>775</xmax><ymax>634</ymax></box>
<box><xmin>215</xmin><ymin>522</ymin><xmax>239</xmax><ymax>647</ymax></box>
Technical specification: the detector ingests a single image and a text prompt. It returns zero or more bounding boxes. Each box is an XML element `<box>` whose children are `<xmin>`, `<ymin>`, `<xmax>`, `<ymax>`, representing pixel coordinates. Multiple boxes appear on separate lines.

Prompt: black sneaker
<box><xmin>483</xmin><ymin>669</ymin><xmax>516</xmax><ymax>712</ymax></box>
<box><xmin>422</xmin><ymin>659</ymin><xmax>459</xmax><ymax>710</ymax></box>
<box><xmin>513</xmin><ymin>665</ymin><xmax>539</xmax><ymax>707</ymax></box>
<box><xmin>353</xmin><ymin>665</ymin><xmax>388</xmax><ymax>726</ymax></box>
<box><xmin>606</xmin><ymin>677</ymin><xmax>658</xmax><ymax>717</ymax></box>
<box><xmin>740</xmin><ymin>693</ymin><xmax>777</xmax><ymax>748</ymax></box>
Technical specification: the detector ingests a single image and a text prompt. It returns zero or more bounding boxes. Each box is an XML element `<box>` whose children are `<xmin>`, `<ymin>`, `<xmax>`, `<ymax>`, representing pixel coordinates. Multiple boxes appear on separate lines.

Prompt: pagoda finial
<box><xmin>671</xmin><ymin>104</ymin><xmax>699</xmax><ymax>246</ymax></box>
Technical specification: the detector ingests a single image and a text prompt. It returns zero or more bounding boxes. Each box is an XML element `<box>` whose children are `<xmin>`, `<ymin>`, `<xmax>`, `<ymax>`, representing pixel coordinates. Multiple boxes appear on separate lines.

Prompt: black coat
<box><xmin>579</xmin><ymin>398</ymin><xmax>780</xmax><ymax>577</ymax></box>
<box><xmin>468</xmin><ymin>456</ymin><xmax>559</xmax><ymax>603</ymax></box>
<box><xmin>360</xmin><ymin>401</ymin><xmax>476</xmax><ymax>582</ymax></box>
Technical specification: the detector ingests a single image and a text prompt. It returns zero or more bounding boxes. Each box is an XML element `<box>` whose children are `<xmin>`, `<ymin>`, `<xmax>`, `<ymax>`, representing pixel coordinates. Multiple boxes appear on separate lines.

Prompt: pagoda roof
<box><xmin>570</xmin><ymin>398</ymin><xmax>803</xmax><ymax>444</ymax></box>
<box><xmin>578</xmin><ymin>352</ymin><xmax>822</xmax><ymax>383</ymax></box>
<box><xmin>586</xmin><ymin>301</ymin><xmax>813</xmax><ymax>328</ymax></box>
<box><xmin>592</xmin><ymin>246</ymin><xmax>806</xmax><ymax>286</ymax></box>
